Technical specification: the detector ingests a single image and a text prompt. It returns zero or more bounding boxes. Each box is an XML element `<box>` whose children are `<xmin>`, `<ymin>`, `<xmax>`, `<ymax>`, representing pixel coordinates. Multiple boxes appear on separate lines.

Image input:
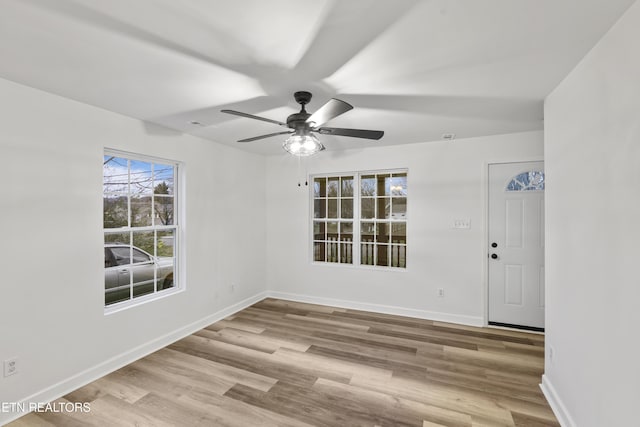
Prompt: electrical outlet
<box><xmin>437</xmin><ymin>288</ymin><xmax>444</xmax><ymax>297</ymax></box>
<box><xmin>4</xmin><ymin>358</ymin><xmax>18</xmax><ymax>377</ymax></box>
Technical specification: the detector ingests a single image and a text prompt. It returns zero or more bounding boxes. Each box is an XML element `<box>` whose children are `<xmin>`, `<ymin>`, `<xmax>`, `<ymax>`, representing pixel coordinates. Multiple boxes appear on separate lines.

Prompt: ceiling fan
<box><xmin>221</xmin><ymin>91</ymin><xmax>384</xmax><ymax>156</ymax></box>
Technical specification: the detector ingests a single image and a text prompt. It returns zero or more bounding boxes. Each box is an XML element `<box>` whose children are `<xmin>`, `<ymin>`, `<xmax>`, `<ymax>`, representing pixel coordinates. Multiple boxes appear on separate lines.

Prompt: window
<box><xmin>506</xmin><ymin>171</ymin><xmax>545</xmax><ymax>191</ymax></box>
<box><xmin>360</xmin><ymin>172</ymin><xmax>407</xmax><ymax>268</ymax></box>
<box><xmin>313</xmin><ymin>176</ymin><xmax>354</xmax><ymax>264</ymax></box>
<box><xmin>103</xmin><ymin>152</ymin><xmax>179</xmax><ymax>307</ymax></box>
<box><xmin>312</xmin><ymin>170</ymin><xmax>407</xmax><ymax>268</ymax></box>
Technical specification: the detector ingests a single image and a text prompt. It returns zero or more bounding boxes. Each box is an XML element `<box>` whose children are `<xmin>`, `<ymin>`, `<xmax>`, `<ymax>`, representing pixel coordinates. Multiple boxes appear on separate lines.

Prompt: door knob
<box><xmin>491</xmin><ymin>254</ymin><xmax>498</xmax><ymax>259</ymax></box>
<box><xmin>491</xmin><ymin>242</ymin><xmax>498</xmax><ymax>248</ymax></box>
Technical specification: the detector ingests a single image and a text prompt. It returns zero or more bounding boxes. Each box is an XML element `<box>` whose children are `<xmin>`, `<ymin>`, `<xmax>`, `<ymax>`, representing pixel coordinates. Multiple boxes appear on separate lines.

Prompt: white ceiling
<box><xmin>0</xmin><ymin>0</ymin><xmax>635</xmax><ymax>155</ymax></box>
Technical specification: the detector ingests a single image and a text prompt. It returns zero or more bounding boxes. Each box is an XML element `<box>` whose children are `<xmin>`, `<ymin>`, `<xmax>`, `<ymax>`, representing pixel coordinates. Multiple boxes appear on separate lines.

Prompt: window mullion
<box><xmin>127</xmin><ymin>159</ymin><xmax>132</xmax><ymax>228</ymax></box>
<box><xmin>354</xmin><ymin>173</ymin><xmax>361</xmax><ymax>266</ymax></box>
<box><xmin>151</xmin><ymin>162</ymin><xmax>155</xmax><ymax>227</ymax></box>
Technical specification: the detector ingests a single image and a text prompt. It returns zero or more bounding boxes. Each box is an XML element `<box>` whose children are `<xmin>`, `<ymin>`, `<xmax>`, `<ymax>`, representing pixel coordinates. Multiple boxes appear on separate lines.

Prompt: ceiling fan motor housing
<box><xmin>288</xmin><ymin>91</ymin><xmax>313</xmax><ymax>134</ymax></box>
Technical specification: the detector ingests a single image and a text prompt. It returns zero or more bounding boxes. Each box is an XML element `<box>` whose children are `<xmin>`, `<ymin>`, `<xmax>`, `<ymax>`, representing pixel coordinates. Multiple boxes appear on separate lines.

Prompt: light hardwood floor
<box><xmin>10</xmin><ymin>299</ymin><xmax>559</xmax><ymax>426</ymax></box>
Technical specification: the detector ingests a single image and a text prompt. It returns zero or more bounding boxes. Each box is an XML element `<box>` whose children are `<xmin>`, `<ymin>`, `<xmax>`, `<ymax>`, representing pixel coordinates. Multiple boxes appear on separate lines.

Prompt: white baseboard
<box><xmin>541</xmin><ymin>374</ymin><xmax>576</xmax><ymax>427</ymax></box>
<box><xmin>0</xmin><ymin>291</ymin><xmax>268</xmax><ymax>426</ymax></box>
<box><xmin>266</xmin><ymin>291</ymin><xmax>484</xmax><ymax>327</ymax></box>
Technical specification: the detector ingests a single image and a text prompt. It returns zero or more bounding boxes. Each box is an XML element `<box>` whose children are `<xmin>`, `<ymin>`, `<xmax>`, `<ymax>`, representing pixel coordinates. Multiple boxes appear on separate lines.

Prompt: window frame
<box><xmin>310</xmin><ymin>169</ymin><xmax>408</xmax><ymax>270</ymax></box>
<box><xmin>103</xmin><ymin>149</ymin><xmax>182</xmax><ymax>312</ymax></box>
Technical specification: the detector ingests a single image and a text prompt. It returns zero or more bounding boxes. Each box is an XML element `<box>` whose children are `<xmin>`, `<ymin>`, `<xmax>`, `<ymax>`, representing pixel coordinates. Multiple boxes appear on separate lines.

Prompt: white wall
<box><xmin>266</xmin><ymin>131</ymin><xmax>543</xmax><ymax>324</ymax></box>
<box><xmin>543</xmin><ymin>1</ymin><xmax>640</xmax><ymax>426</ymax></box>
<box><xmin>0</xmin><ymin>77</ymin><xmax>267</xmax><ymax>424</ymax></box>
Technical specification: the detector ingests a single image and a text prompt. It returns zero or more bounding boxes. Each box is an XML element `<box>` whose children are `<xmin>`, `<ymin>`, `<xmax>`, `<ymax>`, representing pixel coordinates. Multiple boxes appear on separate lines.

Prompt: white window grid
<box><xmin>312</xmin><ymin>175</ymin><xmax>355</xmax><ymax>265</ymax></box>
<box><xmin>103</xmin><ymin>150</ymin><xmax>180</xmax><ymax>307</ymax></box>
<box><xmin>311</xmin><ymin>170</ymin><xmax>407</xmax><ymax>269</ymax></box>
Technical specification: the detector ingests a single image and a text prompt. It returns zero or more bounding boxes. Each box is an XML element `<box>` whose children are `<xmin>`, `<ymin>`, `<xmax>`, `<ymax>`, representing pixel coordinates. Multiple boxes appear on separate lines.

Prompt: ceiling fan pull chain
<box><xmin>295</xmin><ymin>156</ymin><xmax>309</xmax><ymax>186</ymax></box>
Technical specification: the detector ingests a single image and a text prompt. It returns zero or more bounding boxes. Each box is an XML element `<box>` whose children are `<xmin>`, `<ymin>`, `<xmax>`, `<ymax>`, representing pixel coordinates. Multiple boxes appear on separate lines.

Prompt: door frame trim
<box><xmin>482</xmin><ymin>157</ymin><xmax>544</xmax><ymax>327</ymax></box>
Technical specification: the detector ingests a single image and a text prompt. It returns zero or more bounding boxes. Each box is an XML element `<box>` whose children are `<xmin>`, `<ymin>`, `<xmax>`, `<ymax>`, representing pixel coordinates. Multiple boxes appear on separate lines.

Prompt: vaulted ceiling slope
<box><xmin>0</xmin><ymin>0</ymin><xmax>635</xmax><ymax>155</ymax></box>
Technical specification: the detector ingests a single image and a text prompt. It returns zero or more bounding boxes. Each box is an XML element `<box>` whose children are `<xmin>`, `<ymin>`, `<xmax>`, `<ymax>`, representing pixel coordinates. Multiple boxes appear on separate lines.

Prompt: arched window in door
<box><xmin>506</xmin><ymin>171</ymin><xmax>545</xmax><ymax>191</ymax></box>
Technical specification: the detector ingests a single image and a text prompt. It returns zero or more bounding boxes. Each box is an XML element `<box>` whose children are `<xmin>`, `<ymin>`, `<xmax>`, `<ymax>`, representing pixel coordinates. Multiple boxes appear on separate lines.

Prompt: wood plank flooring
<box><xmin>10</xmin><ymin>299</ymin><xmax>559</xmax><ymax>426</ymax></box>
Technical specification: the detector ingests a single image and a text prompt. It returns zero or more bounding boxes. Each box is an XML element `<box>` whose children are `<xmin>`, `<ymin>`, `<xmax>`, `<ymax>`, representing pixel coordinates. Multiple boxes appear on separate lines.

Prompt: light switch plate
<box><xmin>453</xmin><ymin>218</ymin><xmax>471</xmax><ymax>229</ymax></box>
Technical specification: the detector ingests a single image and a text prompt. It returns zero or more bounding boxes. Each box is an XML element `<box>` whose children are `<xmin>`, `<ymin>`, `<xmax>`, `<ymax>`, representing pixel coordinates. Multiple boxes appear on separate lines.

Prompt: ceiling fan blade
<box><xmin>237</xmin><ymin>131</ymin><xmax>293</xmax><ymax>143</ymax></box>
<box><xmin>221</xmin><ymin>110</ymin><xmax>287</xmax><ymax>127</ymax></box>
<box><xmin>306</xmin><ymin>99</ymin><xmax>353</xmax><ymax>127</ymax></box>
<box><xmin>316</xmin><ymin>127</ymin><xmax>384</xmax><ymax>140</ymax></box>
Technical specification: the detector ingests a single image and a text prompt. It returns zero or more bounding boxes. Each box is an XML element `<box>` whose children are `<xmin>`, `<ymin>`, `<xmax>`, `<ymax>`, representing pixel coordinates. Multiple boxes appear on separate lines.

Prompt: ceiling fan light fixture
<box><xmin>283</xmin><ymin>133</ymin><xmax>324</xmax><ymax>156</ymax></box>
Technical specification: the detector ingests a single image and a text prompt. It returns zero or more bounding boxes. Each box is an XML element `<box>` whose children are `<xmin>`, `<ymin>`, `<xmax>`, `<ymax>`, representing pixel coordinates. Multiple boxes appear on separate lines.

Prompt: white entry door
<box><xmin>488</xmin><ymin>161</ymin><xmax>545</xmax><ymax>331</ymax></box>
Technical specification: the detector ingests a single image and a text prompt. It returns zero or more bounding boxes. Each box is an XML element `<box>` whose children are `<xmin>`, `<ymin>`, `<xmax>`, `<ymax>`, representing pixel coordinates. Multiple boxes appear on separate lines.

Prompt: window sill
<box><xmin>104</xmin><ymin>287</ymin><xmax>184</xmax><ymax>315</ymax></box>
<box><xmin>310</xmin><ymin>261</ymin><xmax>408</xmax><ymax>272</ymax></box>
